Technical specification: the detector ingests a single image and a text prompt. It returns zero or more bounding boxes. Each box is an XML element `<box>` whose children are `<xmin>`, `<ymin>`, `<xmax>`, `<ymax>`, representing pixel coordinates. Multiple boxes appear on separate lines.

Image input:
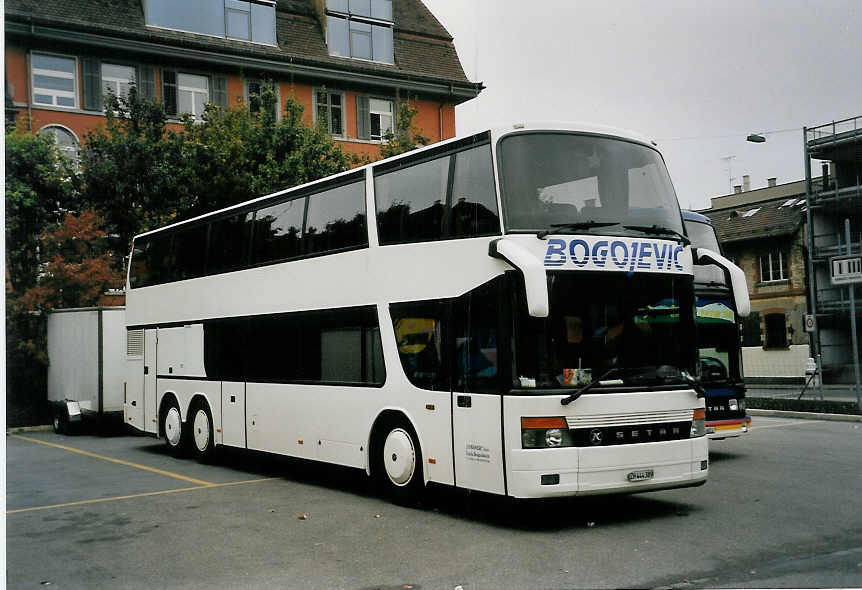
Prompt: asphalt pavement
<box><xmin>6</xmin><ymin>418</ymin><xmax>862</xmax><ymax>589</ymax></box>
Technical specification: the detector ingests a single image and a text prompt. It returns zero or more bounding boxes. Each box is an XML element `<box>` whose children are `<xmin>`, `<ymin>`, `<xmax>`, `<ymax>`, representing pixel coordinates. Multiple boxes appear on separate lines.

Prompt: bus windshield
<box><xmin>513</xmin><ymin>273</ymin><xmax>696</xmax><ymax>390</ymax></box>
<box><xmin>696</xmin><ymin>298</ymin><xmax>742</xmax><ymax>384</ymax></box>
<box><xmin>498</xmin><ymin>132</ymin><xmax>683</xmax><ymax>235</ymax></box>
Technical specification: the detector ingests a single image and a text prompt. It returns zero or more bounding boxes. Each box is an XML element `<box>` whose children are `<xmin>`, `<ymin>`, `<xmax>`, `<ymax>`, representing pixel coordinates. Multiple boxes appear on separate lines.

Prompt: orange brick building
<box><xmin>5</xmin><ymin>0</ymin><xmax>481</xmax><ymax>161</ymax></box>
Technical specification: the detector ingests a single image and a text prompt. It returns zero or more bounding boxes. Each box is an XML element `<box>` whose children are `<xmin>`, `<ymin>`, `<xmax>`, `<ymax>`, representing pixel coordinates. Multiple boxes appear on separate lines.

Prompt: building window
<box><xmin>764</xmin><ymin>312</ymin><xmax>788</xmax><ymax>349</ymax></box>
<box><xmin>369</xmin><ymin>98</ymin><xmax>393</xmax><ymax>140</ymax></box>
<box><xmin>759</xmin><ymin>250</ymin><xmax>787</xmax><ymax>282</ymax></box>
<box><xmin>245</xmin><ymin>79</ymin><xmax>278</xmax><ymax>119</ymax></box>
<box><xmin>38</xmin><ymin>125</ymin><xmax>80</xmax><ymax>167</ymax></box>
<box><xmin>163</xmin><ymin>72</ymin><xmax>227</xmax><ymax>120</ymax></box>
<box><xmin>315</xmin><ymin>90</ymin><xmax>344</xmax><ymax>136</ymax></box>
<box><xmin>325</xmin><ymin>0</ymin><xmax>394</xmax><ymax>64</ymax></box>
<box><xmin>31</xmin><ymin>53</ymin><xmax>78</xmax><ymax>108</ymax></box>
<box><xmin>101</xmin><ymin>63</ymin><xmax>136</xmax><ymax>102</ymax></box>
<box><xmin>144</xmin><ymin>0</ymin><xmax>276</xmax><ymax>45</ymax></box>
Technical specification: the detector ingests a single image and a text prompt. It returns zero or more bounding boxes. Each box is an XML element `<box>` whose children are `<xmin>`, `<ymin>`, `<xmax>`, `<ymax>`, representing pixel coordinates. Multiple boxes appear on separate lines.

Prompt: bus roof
<box><xmin>133</xmin><ymin>121</ymin><xmax>660</xmax><ymax>241</ymax></box>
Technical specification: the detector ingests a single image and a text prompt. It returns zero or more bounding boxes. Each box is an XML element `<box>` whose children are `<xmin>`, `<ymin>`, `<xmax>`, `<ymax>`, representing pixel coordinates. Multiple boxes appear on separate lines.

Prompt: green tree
<box><xmin>5</xmin><ymin>129</ymin><xmax>78</xmax><ymax>424</ymax></box>
<box><xmin>81</xmin><ymin>84</ymin><xmax>364</xmax><ymax>252</ymax></box>
<box><xmin>380</xmin><ymin>98</ymin><xmax>431</xmax><ymax>159</ymax></box>
<box><xmin>5</xmin><ymin>130</ymin><xmax>77</xmax><ymax>294</ymax></box>
<box><xmin>80</xmin><ymin>87</ymin><xmax>189</xmax><ymax>257</ymax></box>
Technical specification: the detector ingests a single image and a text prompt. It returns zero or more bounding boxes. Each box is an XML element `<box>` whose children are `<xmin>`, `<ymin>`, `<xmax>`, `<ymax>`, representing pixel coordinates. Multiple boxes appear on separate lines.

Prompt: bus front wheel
<box><xmin>189</xmin><ymin>401</ymin><xmax>216</xmax><ymax>463</ymax></box>
<box><xmin>52</xmin><ymin>409</ymin><xmax>67</xmax><ymax>435</ymax></box>
<box><xmin>372</xmin><ymin>418</ymin><xmax>424</xmax><ymax>506</ymax></box>
<box><xmin>161</xmin><ymin>399</ymin><xmax>184</xmax><ymax>456</ymax></box>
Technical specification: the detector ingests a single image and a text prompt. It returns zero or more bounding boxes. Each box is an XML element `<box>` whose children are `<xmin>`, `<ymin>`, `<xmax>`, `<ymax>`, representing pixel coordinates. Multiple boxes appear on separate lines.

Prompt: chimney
<box><xmin>767</xmin><ymin>177</ymin><xmax>777</xmax><ymax>187</ymax></box>
<box><xmin>734</xmin><ymin>185</ymin><xmax>742</xmax><ymax>194</ymax></box>
<box><xmin>742</xmin><ymin>175</ymin><xmax>750</xmax><ymax>192</ymax></box>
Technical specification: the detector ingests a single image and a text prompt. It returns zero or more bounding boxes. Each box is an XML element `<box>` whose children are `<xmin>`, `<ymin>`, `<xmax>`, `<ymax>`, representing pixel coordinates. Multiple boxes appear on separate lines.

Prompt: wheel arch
<box><xmin>158</xmin><ymin>391</ymin><xmax>181</xmax><ymax>438</ymax></box>
<box><xmin>366</xmin><ymin>408</ymin><xmax>426</xmax><ymax>484</ymax></box>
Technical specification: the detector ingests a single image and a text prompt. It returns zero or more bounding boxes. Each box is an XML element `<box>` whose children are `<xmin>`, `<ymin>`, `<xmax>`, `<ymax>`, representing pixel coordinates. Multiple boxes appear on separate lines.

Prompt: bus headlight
<box><xmin>691</xmin><ymin>408</ymin><xmax>706</xmax><ymax>437</ymax></box>
<box><xmin>521</xmin><ymin>417</ymin><xmax>574</xmax><ymax>448</ymax></box>
<box><xmin>545</xmin><ymin>428</ymin><xmax>563</xmax><ymax>447</ymax></box>
<box><xmin>729</xmin><ymin>399</ymin><xmax>738</xmax><ymax>411</ymax></box>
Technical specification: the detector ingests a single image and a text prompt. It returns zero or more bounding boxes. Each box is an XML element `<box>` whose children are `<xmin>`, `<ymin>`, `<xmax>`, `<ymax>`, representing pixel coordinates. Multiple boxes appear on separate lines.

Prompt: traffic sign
<box><xmin>830</xmin><ymin>255</ymin><xmax>862</xmax><ymax>285</ymax></box>
<box><xmin>804</xmin><ymin>314</ymin><xmax>815</xmax><ymax>333</ymax></box>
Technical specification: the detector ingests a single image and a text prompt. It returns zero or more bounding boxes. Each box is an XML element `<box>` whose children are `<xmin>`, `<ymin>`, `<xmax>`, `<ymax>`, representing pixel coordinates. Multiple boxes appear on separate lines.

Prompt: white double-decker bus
<box><xmin>124</xmin><ymin>122</ymin><xmax>746</xmax><ymax>502</ymax></box>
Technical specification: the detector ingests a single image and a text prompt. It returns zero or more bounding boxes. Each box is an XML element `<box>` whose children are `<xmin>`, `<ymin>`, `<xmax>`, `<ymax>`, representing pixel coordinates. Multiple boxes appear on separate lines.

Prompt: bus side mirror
<box><xmin>489</xmin><ymin>238</ymin><xmax>549</xmax><ymax>318</ymax></box>
<box><xmin>694</xmin><ymin>247</ymin><xmax>751</xmax><ymax>317</ymax></box>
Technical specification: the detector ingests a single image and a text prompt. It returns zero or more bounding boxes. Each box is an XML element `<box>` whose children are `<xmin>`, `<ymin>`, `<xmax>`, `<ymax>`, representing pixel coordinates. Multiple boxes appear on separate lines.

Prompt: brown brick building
<box><xmin>700</xmin><ymin>178</ymin><xmax>816</xmax><ymax>383</ymax></box>
<box><xmin>5</xmin><ymin>0</ymin><xmax>481</xmax><ymax>160</ymax></box>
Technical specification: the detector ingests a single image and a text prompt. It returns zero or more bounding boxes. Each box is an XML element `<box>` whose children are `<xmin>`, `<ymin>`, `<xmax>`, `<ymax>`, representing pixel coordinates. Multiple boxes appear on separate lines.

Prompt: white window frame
<box><xmin>368</xmin><ymin>97</ymin><xmax>393</xmax><ymax>142</ymax></box>
<box><xmin>177</xmin><ymin>73</ymin><xmax>210</xmax><ymax>121</ymax></box>
<box><xmin>101</xmin><ymin>62</ymin><xmax>137</xmax><ymax>103</ymax></box>
<box><xmin>31</xmin><ymin>52</ymin><xmax>78</xmax><ymax>109</ymax></box>
<box><xmin>759</xmin><ymin>250</ymin><xmax>787</xmax><ymax>283</ymax></box>
<box><xmin>314</xmin><ymin>89</ymin><xmax>345</xmax><ymax>137</ymax></box>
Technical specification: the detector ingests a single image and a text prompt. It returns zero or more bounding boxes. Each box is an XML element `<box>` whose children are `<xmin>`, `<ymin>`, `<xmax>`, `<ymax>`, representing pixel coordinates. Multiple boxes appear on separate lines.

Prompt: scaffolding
<box><xmin>804</xmin><ymin>116</ymin><xmax>862</xmax><ymax>406</ymax></box>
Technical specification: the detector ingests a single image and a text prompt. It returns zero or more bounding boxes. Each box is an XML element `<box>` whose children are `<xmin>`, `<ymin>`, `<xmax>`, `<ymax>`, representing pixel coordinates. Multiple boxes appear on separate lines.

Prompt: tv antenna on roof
<box><xmin>720</xmin><ymin>155</ymin><xmax>737</xmax><ymax>193</ymax></box>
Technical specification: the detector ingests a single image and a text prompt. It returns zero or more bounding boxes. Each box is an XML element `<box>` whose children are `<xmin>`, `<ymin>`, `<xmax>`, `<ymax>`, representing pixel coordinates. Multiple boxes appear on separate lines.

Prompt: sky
<box><xmin>421</xmin><ymin>0</ymin><xmax>862</xmax><ymax>210</ymax></box>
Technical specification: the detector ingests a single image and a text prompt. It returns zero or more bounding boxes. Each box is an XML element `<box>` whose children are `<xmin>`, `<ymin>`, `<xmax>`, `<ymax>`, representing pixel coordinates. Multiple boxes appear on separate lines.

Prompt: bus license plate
<box><xmin>627</xmin><ymin>469</ymin><xmax>654</xmax><ymax>482</ymax></box>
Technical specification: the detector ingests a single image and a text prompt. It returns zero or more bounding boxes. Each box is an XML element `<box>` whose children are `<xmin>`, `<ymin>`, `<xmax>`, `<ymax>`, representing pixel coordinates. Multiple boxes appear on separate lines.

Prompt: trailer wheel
<box><xmin>189</xmin><ymin>401</ymin><xmax>216</xmax><ymax>463</ymax></box>
<box><xmin>52</xmin><ymin>409</ymin><xmax>67</xmax><ymax>435</ymax></box>
<box><xmin>160</xmin><ymin>398</ymin><xmax>184</xmax><ymax>455</ymax></box>
<box><xmin>371</xmin><ymin>417</ymin><xmax>424</xmax><ymax>506</ymax></box>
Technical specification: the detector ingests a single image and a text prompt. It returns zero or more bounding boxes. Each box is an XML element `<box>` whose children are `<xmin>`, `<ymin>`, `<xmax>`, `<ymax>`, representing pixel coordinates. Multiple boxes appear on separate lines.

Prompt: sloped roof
<box><xmin>700</xmin><ymin>196</ymin><xmax>806</xmax><ymax>244</ymax></box>
<box><xmin>5</xmin><ymin>0</ymin><xmax>479</xmax><ymax>98</ymax></box>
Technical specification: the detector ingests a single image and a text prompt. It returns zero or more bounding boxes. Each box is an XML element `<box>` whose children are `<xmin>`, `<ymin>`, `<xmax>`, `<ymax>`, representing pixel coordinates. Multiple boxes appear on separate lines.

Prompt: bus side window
<box><xmin>375</xmin><ymin>155</ymin><xmax>450</xmax><ymax>245</ymax></box>
<box><xmin>305</xmin><ymin>180</ymin><xmax>367</xmax><ymax>255</ymax></box>
<box><xmin>209</xmin><ymin>213</ymin><xmax>253</xmax><ymax>274</ymax></box>
<box><xmin>449</xmin><ymin>144</ymin><xmax>500</xmax><ymax>239</ymax></box>
<box><xmin>452</xmin><ymin>279</ymin><xmax>501</xmax><ymax>393</ymax></box>
<box><xmin>251</xmin><ymin>197</ymin><xmax>305</xmax><ymax>265</ymax></box>
<box><xmin>390</xmin><ymin>301</ymin><xmax>450</xmax><ymax>391</ymax></box>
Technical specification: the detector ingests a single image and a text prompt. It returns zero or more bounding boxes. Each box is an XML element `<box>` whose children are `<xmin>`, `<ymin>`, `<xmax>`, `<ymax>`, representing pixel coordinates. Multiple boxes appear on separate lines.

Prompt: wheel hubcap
<box><xmin>382</xmin><ymin>428</ymin><xmax>415</xmax><ymax>486</ymax></box>
<box><xmin>164</xmin><ymin>407</ymin><xmax>182</xmax><ymax>447</ymax></box>
<box><xmin>193</xmin><ymin>410</ymin><xmax>210</xmax><ymax>452</ymax></box>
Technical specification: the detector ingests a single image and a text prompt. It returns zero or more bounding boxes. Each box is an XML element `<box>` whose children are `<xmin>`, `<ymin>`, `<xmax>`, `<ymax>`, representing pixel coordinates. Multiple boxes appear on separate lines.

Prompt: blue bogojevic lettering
<box><xmin>544</xmin><ymin>239</ymin><xmax>684</xmax><ymax>272</ymax></box>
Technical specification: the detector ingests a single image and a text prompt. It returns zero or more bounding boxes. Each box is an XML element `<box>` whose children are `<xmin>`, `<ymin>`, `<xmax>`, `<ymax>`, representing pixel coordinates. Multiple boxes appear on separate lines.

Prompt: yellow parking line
<box><xmin>11</xmin><ymin>434</ymin><xmax>213</xmax><ymax>486</ymax></box>
<box><xmin>6</xmin><ymin>477</ymin><xmax>279</xmax><ymax>515</ymax></box>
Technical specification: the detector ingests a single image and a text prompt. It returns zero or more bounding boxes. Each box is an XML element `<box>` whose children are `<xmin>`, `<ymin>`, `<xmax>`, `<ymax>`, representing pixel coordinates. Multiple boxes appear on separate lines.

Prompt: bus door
<box><xmin>143</xmin><ymin>329</ymin><xmax>158</xmax><ymax>434</ymax></box>
<box><xmin>450</xmin><ymin>282</ymin><xmax>506</xmax><ymax>494</ymax></box>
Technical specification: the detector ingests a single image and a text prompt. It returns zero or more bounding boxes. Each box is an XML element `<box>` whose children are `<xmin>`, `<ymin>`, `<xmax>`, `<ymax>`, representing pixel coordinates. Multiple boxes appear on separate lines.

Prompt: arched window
<box><xmin>38</xmin><ymin>125</ymin><xmax>80</xmax><ymax>167</ymax></box>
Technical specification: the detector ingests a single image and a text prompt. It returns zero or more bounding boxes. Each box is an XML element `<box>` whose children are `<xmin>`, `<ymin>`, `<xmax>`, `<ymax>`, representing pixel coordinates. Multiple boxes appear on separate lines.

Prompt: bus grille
<box><xmin>565</xmin><ymin>409</ymin><xmax>693</xmax><ymax>430</ymax></box>
<box><xmin>571</xmin><ymin>421</ymin><xmax>692</xmax><ymax>447</ymax></box>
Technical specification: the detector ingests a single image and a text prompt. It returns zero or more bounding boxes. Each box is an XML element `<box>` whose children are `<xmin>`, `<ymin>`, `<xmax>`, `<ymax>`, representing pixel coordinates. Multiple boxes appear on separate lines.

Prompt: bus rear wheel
<box><xmin>161</xmin><ymin>399</ymin><xmax>184</xmax><ymax>456</ymax></box>
<box><xmin>372</xmin><ymin>419</ymin><xmax>424</xmax><ymax>506</ymax></box>
<box><xmin>189</xmin><ymin>402</ymin><xmax>216</xmax><ymax>463</ymax></box>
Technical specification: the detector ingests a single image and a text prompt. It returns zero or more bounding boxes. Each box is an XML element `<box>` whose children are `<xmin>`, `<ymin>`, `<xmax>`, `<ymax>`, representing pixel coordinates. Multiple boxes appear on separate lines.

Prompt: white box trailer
<box><xmin>47</xmin><ymin>307</ymin><xmax>127</xmax><ymax>433</ymax></box>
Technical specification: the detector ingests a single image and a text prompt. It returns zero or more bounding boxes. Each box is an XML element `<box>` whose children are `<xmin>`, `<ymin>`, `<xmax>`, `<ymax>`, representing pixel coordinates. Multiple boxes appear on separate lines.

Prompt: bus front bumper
<box><xmin>507</xmin><ymin>436</ymin><xmax>708</xmax><ymax>498</ymax></box>
<box><xmin>706</xmin><ymin>416</ymin><xmax>751</xmax><ymax>439</ymax></box>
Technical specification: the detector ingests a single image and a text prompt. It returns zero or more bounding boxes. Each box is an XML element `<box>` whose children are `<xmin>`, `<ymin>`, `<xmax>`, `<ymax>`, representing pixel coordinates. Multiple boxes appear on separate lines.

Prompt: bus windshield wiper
<box><xmin>560</xmin><ymin>368</ymin><xmax>620</xmax><ymax>406</ymax></box>
<box><xmin>623</xmin><ymin>224</ymin><xmax>691</xmax><ymax>245</ymax></box>
<box><xmin>537</xmin><ymin>221</ymin><xmax>620</xmax><ymax>239</ymax></box>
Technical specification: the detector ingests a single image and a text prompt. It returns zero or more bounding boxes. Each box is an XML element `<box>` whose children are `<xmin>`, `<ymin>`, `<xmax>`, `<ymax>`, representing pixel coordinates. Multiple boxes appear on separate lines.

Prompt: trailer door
<box><xmin>144</xmin><ymin>329</ymin><xmax>158</xmax><ymax>434</ymax></box>
<box><xmin>450</xmin><ymin>281</ymin><xmax>505</xmax><ymax>494</ymax></box>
